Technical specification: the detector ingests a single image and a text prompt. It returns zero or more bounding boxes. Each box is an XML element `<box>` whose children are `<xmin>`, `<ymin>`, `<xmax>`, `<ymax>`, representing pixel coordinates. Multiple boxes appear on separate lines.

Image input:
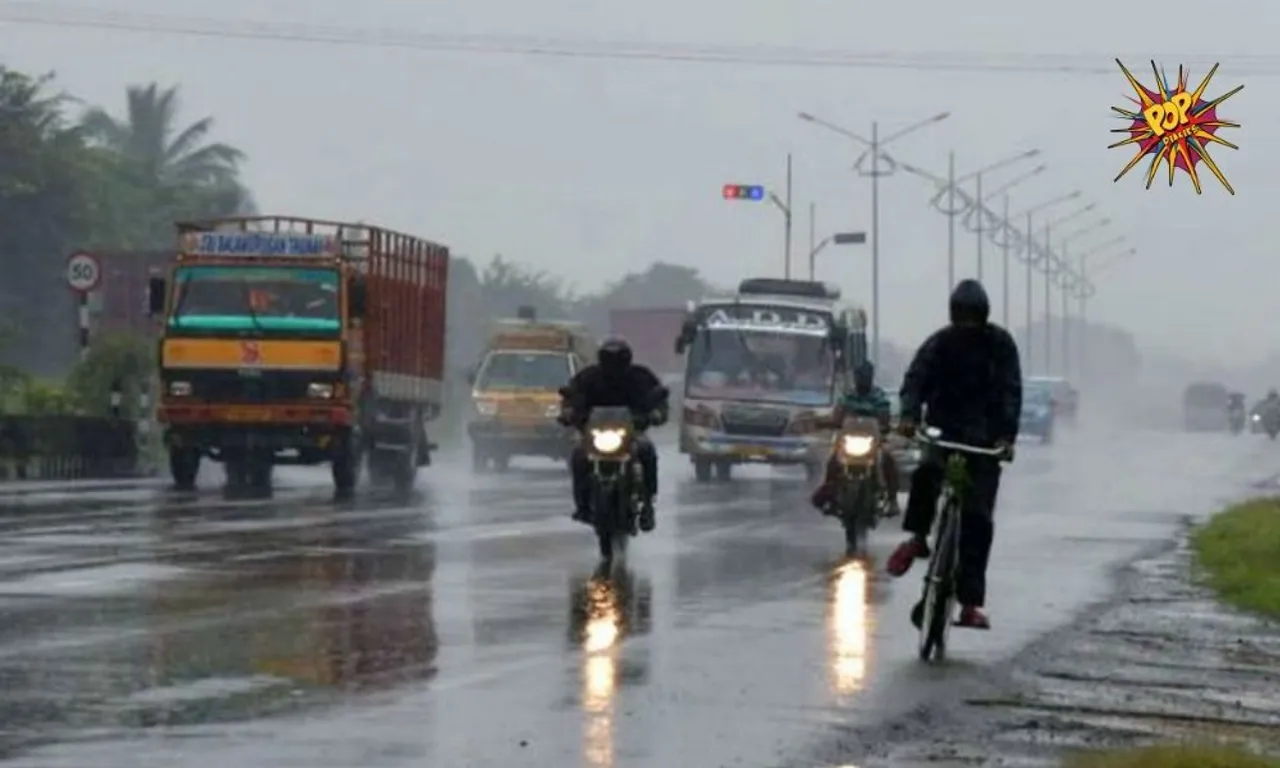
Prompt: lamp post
<box><xmin>1039</xmin><ymin>204</ymin><xmax>1096</xmax><ymax>374</ymax></box>
<box><xmin>809</xmin><ymin>231</ymin><xmax>869</xmax><ymax>279</ymax></box>
<box><xmin>898</xmin><ymin>149</ymin><xmax>1041</xmax><ymax>291</ymax></box>
<box><xmin>797</xmin><ymin>110</ymin><xmax>950</xmax><ymax>363</ymax></box>
<box><xmin>1057</xmin><ymin>219</ymin><xmax>1112</xmax><ymax>376</ymax></box>
<box><xmin>1008</xmin><ymin>192</ymin><xmax>1082</xmax><ymax>367</ymax></box>
<box><xmin>966</xmin><ymin>164</ymin><xmax>1045</xmax><ymax>324</ymax></box>
<box><xmin>1077</xmin><ymin>242</ymin><xmax>1134</xmax><ymax>380</ymax></box>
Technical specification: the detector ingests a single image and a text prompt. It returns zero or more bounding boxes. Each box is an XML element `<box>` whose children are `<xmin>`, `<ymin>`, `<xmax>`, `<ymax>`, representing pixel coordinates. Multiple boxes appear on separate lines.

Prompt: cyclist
<box><xmin>887</xmin><ymin>279</ymin><xmax>1022</xmax><ymax>630</ymax></box>
<box><xmin>809</xmin><ymin>359</ymin><xmax>901</xmax><ymax>517</ymax></box>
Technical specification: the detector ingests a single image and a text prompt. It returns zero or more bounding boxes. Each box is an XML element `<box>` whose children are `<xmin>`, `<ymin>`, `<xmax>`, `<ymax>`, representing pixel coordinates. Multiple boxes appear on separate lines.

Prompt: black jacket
<box><xmin>898</xmin><ymin>323</ymin><xmax>1022</xmax><ymax>446</ymax></box>
<box><xmin>563</xmin><ymin>364</ymin><xmax>667</xmax><ymax>428</ymax></box>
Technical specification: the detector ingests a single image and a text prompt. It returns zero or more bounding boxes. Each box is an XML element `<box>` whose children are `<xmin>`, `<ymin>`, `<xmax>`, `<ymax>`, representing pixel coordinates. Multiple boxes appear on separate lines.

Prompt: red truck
<box><xmin>608</xmin><ymin>307</ymin><xmax>687</xmax><ymax>378</ymax></box>
<box><xmin>148</xmin><ymin>215</ymin><xmax>448</xmax><ymax>492</ymax></box>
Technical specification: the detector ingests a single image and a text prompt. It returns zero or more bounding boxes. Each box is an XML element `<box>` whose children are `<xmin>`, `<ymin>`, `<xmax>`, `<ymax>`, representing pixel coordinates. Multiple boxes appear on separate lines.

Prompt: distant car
<box><xmin>1183</xmin><ymin>382</ymin><xmax>1229</xmax><ymax>432</ymax></box>
<box><xmin>883</xmin><ymin>388</ymin><xmax>921</xmax><ymax>485</ymax></box>
<box><xmin>1026</xmin><ymin>375</ymin><xmax>1077</xmax><ymax>423</ymax></box>
<box><xmin>1020</xmin><ymin>380</ymin><xmax>1056</xmax><ymax>443</ymax></box>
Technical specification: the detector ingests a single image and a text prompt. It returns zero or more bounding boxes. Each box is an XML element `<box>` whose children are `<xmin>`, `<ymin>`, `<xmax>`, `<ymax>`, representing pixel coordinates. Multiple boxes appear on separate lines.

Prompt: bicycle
<box><xmin>911</xmin><ymin>426</ymin><xmax>1011</xmax><ymax>662</ymax></box>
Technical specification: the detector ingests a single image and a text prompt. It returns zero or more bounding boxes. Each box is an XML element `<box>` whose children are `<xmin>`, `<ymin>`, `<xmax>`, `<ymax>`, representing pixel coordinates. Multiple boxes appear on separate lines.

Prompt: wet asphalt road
<box><xmin>0</xmin><ymin>425</ymin><xmax>1269</xmax><ymax>767</ymax></box>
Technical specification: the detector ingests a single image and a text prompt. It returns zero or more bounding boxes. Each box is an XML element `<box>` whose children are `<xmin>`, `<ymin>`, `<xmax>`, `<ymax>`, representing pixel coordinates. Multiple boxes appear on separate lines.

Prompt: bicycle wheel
<box><xmin>918</xmin><ymin>494</ymin><xmax>961</xmax><ymax>661</ymax></box>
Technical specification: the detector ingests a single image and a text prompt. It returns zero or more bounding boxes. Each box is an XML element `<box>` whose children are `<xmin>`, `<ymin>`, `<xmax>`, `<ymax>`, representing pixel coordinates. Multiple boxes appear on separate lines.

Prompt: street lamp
<box><xmin>899</xmin><ymin>148</ymin><xmax>1040</xmax><ymax>289</ymax></box>
<box><xmin>809</xmin><ymin>231</ymin><xmax>868</xmax><ymax>279</ymax></box>
<box><xmin>1057</xmin><ymin>219</ymin><xmax>1112</xmax><ymax>376</ymax></box>
<box><xmin>1038</xmin><ymin>203</ymin><xmax>1096</xmax><ymax>374</ymax></box>
<box><xmin>1077</xmin><ymin>243</ymin><xmax>1135</xmax><ymax>380</ymax></box>
<box><xmin>968</xmin><ymin>164</ymin><xmax>1046</xmax><ymax>326</ymax></box>
<box><xmin>797</xmin><ymin>109</ymin><xmax>950</xmax><ymax>363</ymax></box>
<box><xmin>1009</xmin><ymin>191</ymin><xmax>1081</xmax><ymax>366</ymax></box>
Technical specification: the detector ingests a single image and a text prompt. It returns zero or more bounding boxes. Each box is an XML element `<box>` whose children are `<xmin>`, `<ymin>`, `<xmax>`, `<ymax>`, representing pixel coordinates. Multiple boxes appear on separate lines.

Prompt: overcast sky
<box><xmin>2</xmin><ymin>0</ymin><xmax>1275</xmax><ymax>362</ymax></box>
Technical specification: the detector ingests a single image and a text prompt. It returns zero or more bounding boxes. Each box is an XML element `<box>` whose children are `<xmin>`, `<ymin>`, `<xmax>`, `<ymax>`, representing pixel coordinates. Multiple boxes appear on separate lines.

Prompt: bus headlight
<box><xmin>591</xmin><ymin>428</ymin><xmax>627</xmax><ymax>453</ymax></box>
<box><xmin>475</xmin><ymin>400</ymin><xmax>497</xmax><ymax>417</ymax></box>
<box><xmin>841</xmin><ymin>435</ymin><xmax>875</xmax><ymax>457</ymax></box>
<box><xmin>168</xmin><ymin>381</ymin><xmax>192</xmax><ymax>396</ymax></box>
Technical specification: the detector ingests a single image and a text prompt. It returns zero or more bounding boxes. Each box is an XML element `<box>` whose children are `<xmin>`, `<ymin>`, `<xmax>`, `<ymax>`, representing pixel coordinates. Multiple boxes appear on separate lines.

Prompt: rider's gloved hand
<box><xmin>993</xmin><ymin>439</ymin><xmax>1015</xmax><ymax>461</ymax></box>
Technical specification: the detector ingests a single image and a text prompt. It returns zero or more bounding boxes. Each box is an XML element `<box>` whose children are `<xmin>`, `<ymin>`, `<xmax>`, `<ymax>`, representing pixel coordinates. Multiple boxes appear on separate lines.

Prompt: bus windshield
<box><xmin>168</xmin><ymin>265</ymin><xmax>340</xmax><ymax>334</ymax></box>
<box><xmin>684</xmin><ymin>328</ymin><xmax>834</xmax><ymax>406</ymax></box>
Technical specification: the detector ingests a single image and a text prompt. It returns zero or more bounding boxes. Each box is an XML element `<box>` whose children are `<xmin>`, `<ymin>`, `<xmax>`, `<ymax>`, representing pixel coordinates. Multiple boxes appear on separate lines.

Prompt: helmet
<box><xmin>949</xmin><ymin>279</ymin><xmax>990</xmax><ymax>325</ymax></box>
<box><xmin>853</xmin><ymin>359</ymin><xmax>875</xmax><ymax>391</ymax></box>
<box><xmin>597</xmin><ymin>337</ymin><xmax>633</xmax><ymax>376</ymax></box>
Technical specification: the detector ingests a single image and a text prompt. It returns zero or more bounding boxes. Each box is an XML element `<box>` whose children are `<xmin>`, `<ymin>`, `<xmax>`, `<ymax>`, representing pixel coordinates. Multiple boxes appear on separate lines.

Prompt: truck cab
<box><xmin>467</xmin><ymin>308</ymin><xmax>596</xmax><ymax>472</ymax></box>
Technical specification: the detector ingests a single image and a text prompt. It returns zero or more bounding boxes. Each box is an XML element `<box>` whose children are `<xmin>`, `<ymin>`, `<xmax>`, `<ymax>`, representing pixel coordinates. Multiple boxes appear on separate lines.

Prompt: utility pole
<box><xmin>870</xmin><ymin>121</ymin><xmax>881</xmax><ymax>362</ymax></box>
<box><xmin>1043</xmin><ymin>224</ymin><xmax>1053</xmax><ymax>375</ymax></box>
<box><xmin>1001</xmin><ymin>194</ymin><xmax>1011</xmax><ymax>328</ymax></box>
<box><xmin>784</xmin><ymin>152</ymin><xmax>793</xmax><ymax>278</ymax></box>
<box><xmin>808</xmin><ymin>201</ymin><xmax>816</xmax><ymax>270</ymax></box>
<box><xmin>947</xmin><ymin>151</ymin><xmax>956</xmax><ymax>293</ymax></box>
<box><xmin>1061</xmin><ymin>244</ymin><xmax>1071</xmax><ymax>377</ymax></box>
<box><xmin>1024</xmin><ymin>212</ymin><xmax>1034</xmax><ymax>368</ymax></box>
<box><xmin>974</xmin><ymin>171</ymin><xmax>984</xmax><ymax>281</ymax></box>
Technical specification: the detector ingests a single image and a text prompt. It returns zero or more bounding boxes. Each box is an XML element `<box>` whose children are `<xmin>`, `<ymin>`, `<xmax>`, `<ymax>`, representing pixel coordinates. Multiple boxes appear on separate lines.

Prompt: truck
<box><xmin>674</xmin><ymin>278</ymin><xmax>867</xmax><ymax>482</ymax></box>
<box><xmin>147</xmin><ymin>215</ymin><xmax>449</xmax><ymax>493</ymax></box>
<box><xmin>608</xmin><ymin>307</ymin><xmax>687</xmax><ymax>378</ymax></box>
<box><xmin>467</xmin><ymin>307</ymin><xmax>596</xmax><ymax>472</ymax></box>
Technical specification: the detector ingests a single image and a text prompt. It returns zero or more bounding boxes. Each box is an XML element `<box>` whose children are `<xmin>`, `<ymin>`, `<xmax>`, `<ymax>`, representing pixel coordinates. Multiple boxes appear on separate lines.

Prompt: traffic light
<box><xmin>722</xmin><ymin>184</ymin><xmax>765</xmax><ymax>201</ymax></box>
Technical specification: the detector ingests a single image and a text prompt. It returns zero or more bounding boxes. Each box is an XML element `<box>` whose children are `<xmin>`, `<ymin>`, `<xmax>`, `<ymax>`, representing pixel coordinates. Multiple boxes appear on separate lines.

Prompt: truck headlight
<box><xmin>545</xmin><ymin>403</ymin><xmax>561</xmax><ymax>418</ymax></box>
<box><xmin>841</xmin><ymin>435</ymin><xmax>875</xmax><ymax>457</ymax></box>
<box><xmin>475</xmin><ymin>400</ymin><xmax>497</xmax><ymax>417</ymax></box>
<box><xmin>591</xmin><ymin>428</ymin><xmax>627</xmax><ymax>453</ymax></box>
<box><xmin>168</xmin><ymin>381</ymin><xmax>192</xmax><ymax>396</ymax></box>
<box><xmin>307</xmin><ymin>382</ymin><xmax>334</xmax><ymax>399</ymax></box>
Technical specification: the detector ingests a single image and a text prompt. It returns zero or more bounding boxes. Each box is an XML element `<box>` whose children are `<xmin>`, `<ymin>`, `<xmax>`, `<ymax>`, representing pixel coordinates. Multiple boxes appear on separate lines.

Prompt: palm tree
<box><xmin>80</xmin><ymin>83</ymin><xmax>245</xmax><ymax>189</ymax></box>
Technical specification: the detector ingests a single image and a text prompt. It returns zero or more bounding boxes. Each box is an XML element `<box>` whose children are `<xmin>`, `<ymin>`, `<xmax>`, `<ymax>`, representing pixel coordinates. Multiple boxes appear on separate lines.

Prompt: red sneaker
<box><xmin>956</xmin><ymin>605</ymin><xmax>991</xmax><ymax>630</ymax></box>
<box><xmin>885</xmin><ymin>537</ymin><xmax>929</xmax><ymax>577</ymax></box>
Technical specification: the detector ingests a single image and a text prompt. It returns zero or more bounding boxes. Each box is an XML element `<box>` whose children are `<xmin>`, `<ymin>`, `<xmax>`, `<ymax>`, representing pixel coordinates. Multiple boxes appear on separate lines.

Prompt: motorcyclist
<box><xmin>560</xmin><ymin>337</ymin><xmax>668</xmax><ymax>531</ymax></box>
<box><xmin>887</xmin><ymin>279</ymin><xmax>1022</xmax><ymax>631</ymax></box>
<box><xmin>809</xmin><ymin>359</ymin><xmax>902</xmax><ymax>517</ymax></box>
<box><xmin>1228</xmin><ymin>392</ymin><xmax>1246</xmax><ymax>422</ymax></box>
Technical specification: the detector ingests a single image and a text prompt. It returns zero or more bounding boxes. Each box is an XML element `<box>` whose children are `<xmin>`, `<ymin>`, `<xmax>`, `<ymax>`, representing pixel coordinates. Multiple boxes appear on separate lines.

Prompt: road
<box><xmin>0</xmin><ymin>425</ymin><xmax>1266</xmax><ymax>767</ymax></box>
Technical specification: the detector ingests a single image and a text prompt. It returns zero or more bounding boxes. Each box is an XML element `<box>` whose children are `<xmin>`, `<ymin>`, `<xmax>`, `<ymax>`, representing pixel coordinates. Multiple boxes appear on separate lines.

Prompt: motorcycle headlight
<box><xmin>307</xmin><ymin>382</ymin><xmax>334</xmax><ymax>399</ymax></box>
<box><xmin>1252</xmin><ymin>413</ymin><xmax>1261</xmax><ymax>421</ymax></box>
<box><xmin>841</xmin><ymin>435</ymin><xmax>875</xmax><ymax>457</ymax></box>
<box><xmin>475</xmin><ymin>400</ymin><xmax>497</xmax><ymax>417</ymax></box>
<box><xmin>168</xmin><ymin>380</ymin><xmax>192</xmax><ymax>397</ymax></box>
<box><xmin>591</xmin><ymin>428</ymin><xmax>627</xmax><ymax>453</ymax></box>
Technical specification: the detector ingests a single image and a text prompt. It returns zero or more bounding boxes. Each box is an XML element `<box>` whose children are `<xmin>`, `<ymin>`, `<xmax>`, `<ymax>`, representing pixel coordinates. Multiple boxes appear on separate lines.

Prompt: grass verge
<box><xmin>1064</xmin><ymin>745</ymin><xmax>1280</xmax><ymax>767</ymax></box>
<box><xmin>1190</xmin><ymin>497</ymin><xmax>1280</xmax><ymax>619</ymax></box>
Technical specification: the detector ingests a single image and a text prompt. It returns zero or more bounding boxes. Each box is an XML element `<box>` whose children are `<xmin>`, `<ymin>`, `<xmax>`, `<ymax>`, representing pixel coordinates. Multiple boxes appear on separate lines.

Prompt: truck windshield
<box><xmin>477</xmin><ymin>352</ymin><xmax>571</xmax><ymax>391</ymax></box>
<box><xmin>168</xmin><ymin>265</ymin><xmax>340</xmax><ymax>334</ymax></box>
<box><xmin>684</xmin><ymin>328</ymin><xmax>834</xmax><ymax>406</ymax></box>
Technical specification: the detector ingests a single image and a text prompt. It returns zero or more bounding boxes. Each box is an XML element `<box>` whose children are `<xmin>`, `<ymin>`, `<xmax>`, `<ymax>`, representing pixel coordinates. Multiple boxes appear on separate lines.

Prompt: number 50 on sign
<box><xmin>66</xmin><ymin>251</ymin><xmax>101</xmax><ymax>293</ymax></box>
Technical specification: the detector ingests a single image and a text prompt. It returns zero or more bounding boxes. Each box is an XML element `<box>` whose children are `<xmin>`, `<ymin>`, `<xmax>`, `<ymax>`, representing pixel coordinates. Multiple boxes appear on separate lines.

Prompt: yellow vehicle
<box><xmin>467</xmin><ymin>307</ymin><xmax>596</xmax><ymax>472</ymax></box>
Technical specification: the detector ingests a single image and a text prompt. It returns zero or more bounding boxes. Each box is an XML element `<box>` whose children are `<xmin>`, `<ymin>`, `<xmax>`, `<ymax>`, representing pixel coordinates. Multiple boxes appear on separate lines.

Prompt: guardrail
<box><xmin>0</xmin><ymin>415</ymin><xmax>141</xmax><ymax>481</ymax></box>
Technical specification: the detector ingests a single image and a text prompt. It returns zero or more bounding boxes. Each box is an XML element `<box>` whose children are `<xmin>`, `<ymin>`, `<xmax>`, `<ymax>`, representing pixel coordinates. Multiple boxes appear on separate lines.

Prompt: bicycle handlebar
<box><xmin>911</xmin><ymin>429</ymin><xmax>1010</xmax><ymax>458</ymax></box>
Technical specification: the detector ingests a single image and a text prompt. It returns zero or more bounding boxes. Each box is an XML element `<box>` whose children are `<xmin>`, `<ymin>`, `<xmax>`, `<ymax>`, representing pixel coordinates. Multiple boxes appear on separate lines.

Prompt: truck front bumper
<box><xmin>160</xmin><ymin>403</ymin><xmax>353</xmax><ymax>461</ymax></box>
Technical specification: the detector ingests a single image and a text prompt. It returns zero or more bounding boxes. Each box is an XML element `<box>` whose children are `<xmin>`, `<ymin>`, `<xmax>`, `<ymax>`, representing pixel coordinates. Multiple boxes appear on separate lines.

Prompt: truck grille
<box><xmin>720</xmin><ymin>406</ymin><xmax>789</xmax><ymax>437</ymax></box>
<box><xmin>178</xmin><ymin>371</ymin><xmax>318</xmax><ymax>402</ymax></box>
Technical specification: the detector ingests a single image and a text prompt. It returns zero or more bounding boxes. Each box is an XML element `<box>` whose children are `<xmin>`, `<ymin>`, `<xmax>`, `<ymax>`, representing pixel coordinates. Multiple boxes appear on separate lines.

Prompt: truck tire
<box><xmin>471</xmin><ymin>443</ymin><xmax>489</xmax><ymax>473</ymax></box>
<box><xmin>491</xmin><ymin>452</ymin><xmax>510</xmax><ymax>473</ymax></box>
<box><xmin>693</xmin><ymin>458</ymin><xmax>712</xmax><ymax>483</ymax></box>
<box><xmin>169</xmin><ymin>448</ymin><xmax>199</xmax><ymax>491</ymax></box>
<box><xmin>332</xmin><ymin>434</ymin><xmax>360</xmax><ymax>493</ymax></box>
<box><xmin>714</xmin><ymin>461</ymin><xmax>732</xmax><ymax>481</ymax></box>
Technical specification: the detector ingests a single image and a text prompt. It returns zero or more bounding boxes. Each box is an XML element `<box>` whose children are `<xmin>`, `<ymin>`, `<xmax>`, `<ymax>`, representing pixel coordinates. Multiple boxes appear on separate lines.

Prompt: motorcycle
<box><xmin>562</xmin><ymin>386</ymin><xmax>668</xmax><ymax>561</ymax></box>
<box><xmin>1266</xmin><ymin>411</ymin><xmax>1280</xmax><ymax>441</ymax></box>
<box><xmin>831</xmin><ymin>415</ymin><xmax>885</xmax><ymax>554</ymax></box>
<box><xmin>1228</xmin><ymin>406</ymin><xmax>1245</xmax><ymax>434</ymax></box>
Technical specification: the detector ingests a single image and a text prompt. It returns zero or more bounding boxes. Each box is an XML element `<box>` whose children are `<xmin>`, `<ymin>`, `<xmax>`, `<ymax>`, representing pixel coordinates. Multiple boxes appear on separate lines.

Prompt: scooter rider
<box><xmin>887</xmin><ymin>279</ymin><xmax>1022</xmax><ymax>631</ymax></box>
<box><xmin>810</xmin><ymin>359</ymin><xmax>901</xmax><ymax>517</ymax></box>
<box><xmin>560</xmin><ymin>337</ymin><xmax>668</xmax><ymax>531</ymax></box>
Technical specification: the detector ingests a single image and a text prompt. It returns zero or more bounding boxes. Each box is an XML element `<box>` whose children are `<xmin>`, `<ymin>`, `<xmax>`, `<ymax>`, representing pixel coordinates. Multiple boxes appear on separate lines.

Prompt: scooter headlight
<box><xmin>841</xmin><ymin>435</ymin><xmax>875</xmax><ymax>457</ymax></box>
<box><xmin>591</xmin><ymin>428</ymin><xmax>627</xmax><ymax>453</ymax></box>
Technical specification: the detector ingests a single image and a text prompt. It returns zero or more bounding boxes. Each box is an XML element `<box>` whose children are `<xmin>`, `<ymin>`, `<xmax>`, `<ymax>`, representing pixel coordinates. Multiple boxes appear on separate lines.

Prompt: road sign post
<box><xmin>65</xmin><ymin>251</ymin><xmax>101</xmax><ymax>360</ymax></box>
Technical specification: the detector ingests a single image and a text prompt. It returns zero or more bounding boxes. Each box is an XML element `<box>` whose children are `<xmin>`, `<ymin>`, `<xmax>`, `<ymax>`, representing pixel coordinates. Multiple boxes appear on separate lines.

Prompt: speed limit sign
<box><xmin>66</xmin><ymin>251</ymin><xmax>101</xmax><ymax>293</ymax></box>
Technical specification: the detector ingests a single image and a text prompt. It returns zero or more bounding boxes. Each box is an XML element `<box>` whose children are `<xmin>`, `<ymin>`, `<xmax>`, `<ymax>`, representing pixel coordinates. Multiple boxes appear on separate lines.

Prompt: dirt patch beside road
<box><xmin>806</xmin><ymin>526</ymin><xmax>1280</xmax><ymax>767</ymax></box>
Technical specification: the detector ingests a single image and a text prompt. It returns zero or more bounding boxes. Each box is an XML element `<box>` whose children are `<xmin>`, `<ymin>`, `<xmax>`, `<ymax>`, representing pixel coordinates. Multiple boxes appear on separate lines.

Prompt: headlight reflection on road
<box><xmin>581</xmin><ymin>579</ymin><xmax>621</xmax><ymax>767</ymax></box>
<box><xmin>828</xmin><ymin>560</ymin><xmax>870</xmax><ymax>696</ymax></box>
